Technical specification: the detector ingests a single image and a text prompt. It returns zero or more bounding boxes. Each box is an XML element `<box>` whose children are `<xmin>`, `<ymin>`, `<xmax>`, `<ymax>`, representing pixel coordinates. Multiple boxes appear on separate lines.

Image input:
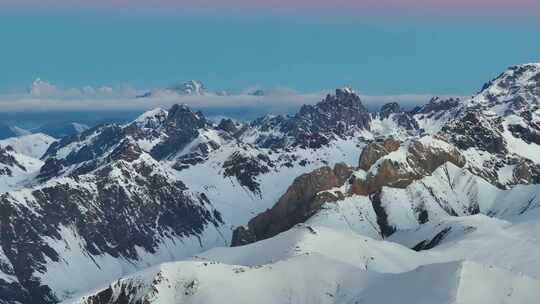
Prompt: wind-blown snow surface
<box><xmin>0</xmin><ymin>133</ymin><xmax>56</xmax><ymax>158</ymax></box>
<box><xmin>68</xmin><ymin>225</ymin><xmax>540</xmax><ymax>304</ymax></box>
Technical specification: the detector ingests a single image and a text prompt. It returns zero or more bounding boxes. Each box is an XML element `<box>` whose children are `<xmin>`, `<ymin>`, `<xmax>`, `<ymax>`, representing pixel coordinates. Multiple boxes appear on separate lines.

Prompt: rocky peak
<box><xmin>380</xmin><ymin>102</ymin><xmax>401</xmax><ymax>119</ymax></box>
<box><xmin>251</xmin><ymin>115</ymin><xmax>287</xmax><ymax>130</ymax></box>
<box><xmin>169</xmin><ymin>80</ymin><xmax>207</xmax><ymax>95</ymax></box>
<box><xmin>150</xmin><ymin>105</ymin><xmax>210</xmax><ymax>160</ymax></box>
<box><xmin>133</xmin><ymin>108</ymin><xmax>168</xmax><ymax>130</ymax></box>
<box><xmin>411</xmin><ymin>97</ymin><xmax>461</xmax><ymax>115</ymax></box>
<box><xmin>165</xmin><ymin>104</ymin><xmax>209</xmax><ymax>132</ymax></box>
<box><xmin>442</xmin><ymin>111</ymin><xmax>507</xmax><ymax>154</ymax></box>
<box><xmin>295</xmin><ymin>88</ymin><xmax>369</xmax><ymax>126</ymax></box>
<box><xmin>281</xmin><ymin>88</ymin><xmax>371</xmax><ymax>148</ymax></box>
<box><xmin>471</xmin><ymin>63</ymin><xmax>540</xmax><ymax>111</ymax></box>
<box><xmin>217</xmin><ymin>118</ymin><xmax>239</xmax><ymax>134</ymax></box>
<box><xmin>376</xmin><ymin>102</ymin><xmax>419</xmax><ymax>131</ymax></box>
<box><xmin>244</xmin><ymin>88</ymin><xmax>373</xmax><ymax>149</ymax></box>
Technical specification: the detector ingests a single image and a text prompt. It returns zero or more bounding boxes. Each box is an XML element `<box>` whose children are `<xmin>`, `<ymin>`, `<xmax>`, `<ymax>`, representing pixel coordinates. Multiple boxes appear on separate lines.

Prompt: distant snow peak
<box><xmin>170</xmin><ymin>80</ymin><xmax>207</xmax><ymax>95</ymax></box>
<box><xmin>139</xmin><ymin>80</ymin><xmax>224</xmax><ymax>98</ymax></box>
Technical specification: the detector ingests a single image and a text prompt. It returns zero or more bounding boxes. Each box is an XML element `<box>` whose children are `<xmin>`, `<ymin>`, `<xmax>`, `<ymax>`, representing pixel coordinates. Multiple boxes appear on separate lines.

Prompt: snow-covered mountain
<box><xmin>0</xmin><ymin>133</ymin><xmax>56</xmax><ymax>193</ymax></box>
<box><xmin>69</xmin><ymin>226</ymin><xmax>540</xmax><ymax>304</ymax></box>
<box><xmin>1</xmin><ymin>64</ymin><xmax>540</xmax><ymax>304</ymax></box>
<box><xmin>138</xmin><ymin>80</ymin><xmax>227</xmax><ymax>98</ymax></box>
<box><xmin>168</xmin><ymin>80</ymin><xmax>207</xmax><ymax>95</ymax></box>
<box><xmin>0</xmin><ymin>133</ymin><xmax>57</xmax><ymax>159</ymax></box>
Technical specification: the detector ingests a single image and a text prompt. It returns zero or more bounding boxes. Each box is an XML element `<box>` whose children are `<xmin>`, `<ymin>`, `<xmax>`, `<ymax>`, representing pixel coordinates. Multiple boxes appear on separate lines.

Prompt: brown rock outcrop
<box><xmin>231</xmin><ymin>163</ymin><xmax>353</xmax><ymax>246</ymax></box>
<box><xmin>358</xmin><ymin>138</ymin><xmax>400</xmax><ymax>170</ymax></box>
<box><xmin>513</xmin><ymin>161</ymin><xmax>540</xmax><ymax>184</ymax></box>
<box><xmin>351</xmin><ymin>137</ymin><xmax>466</xmax><ymax>196</ymax></box>
<box><xmin>232</xmin><ymin>136</ymin><xmax>467</xmax><ymax>247</ymax></box>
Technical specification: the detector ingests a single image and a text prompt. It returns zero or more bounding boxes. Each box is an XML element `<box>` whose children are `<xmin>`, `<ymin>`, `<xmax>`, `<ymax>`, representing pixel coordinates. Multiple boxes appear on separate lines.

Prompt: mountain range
<box><xmin>0</xmin><ymin>63</ymin><xmax>539</xmax><ymax>304</ymax></box>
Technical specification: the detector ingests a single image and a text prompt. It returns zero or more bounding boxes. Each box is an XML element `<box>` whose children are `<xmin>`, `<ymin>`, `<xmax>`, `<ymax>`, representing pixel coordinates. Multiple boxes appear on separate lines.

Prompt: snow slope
<box><xmin>68</xmin><ymin>225</ymin><xmax>540</xmax><ymax>304</ymax></box>
<box><xmin>0</xmin><ymin>133</ymin><xmax>56</xmax><ymax>159</ymax></box>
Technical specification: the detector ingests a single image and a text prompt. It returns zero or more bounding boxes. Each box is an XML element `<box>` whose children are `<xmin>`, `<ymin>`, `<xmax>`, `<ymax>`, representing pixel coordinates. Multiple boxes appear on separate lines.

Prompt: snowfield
<box><xmin>68</xmin><ymin>224</ymin><xmax>540</xmax><ymax>304</ymax></box>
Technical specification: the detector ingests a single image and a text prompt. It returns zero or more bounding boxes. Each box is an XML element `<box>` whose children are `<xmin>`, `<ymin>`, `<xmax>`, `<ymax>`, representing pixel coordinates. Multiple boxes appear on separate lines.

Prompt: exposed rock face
<box><xmin>380</xmin><ymin>102</ymin><xmax>401</xmax><ymax>119</ymax></box>
<box><xmin>217</xmin><ymin>118</ymin><xmax>239</xmax><ymax>134</ymax></box>
<box><xmin>0</xmin><ymin>155</ymin><xmax>223</xmax><ymax>303</ymax></box>
<box><xmin>412</xmin><ymin>97</ymin><xmax>461</xmax><ymax>115</ymax></box>
<box><xmin>351</xmin><ymin>137</ymin><xmax>466</xmax><ymax>195</ymax></box>
<box><xmin>172</xmin><ymin>140</ymin><xmax>221</xmax><ymax>171</ymax></box>
<box><xmin>248</xmin><ymin>115</ymin><xmax>289</xmax><ymax>149</ymax></box>
<box><xmin>108</xmin><ymin>140</ymin><xmax>143</xmax><ymax>163</ymax></box>
<box><xmin>230</xmin><ymin>226</ymin><xmax>257</xmax><ymax>247</ymax></box>
<box><xmin>369</xmin><ymin>190</ymin><xmax>396</xmax><ymax>237</ymax></box>
<box><xmin>358</xmin><ymin>138</ymin><xmax>400</xmax><ymax>171</ymax></box>
<box><xmin>396</xmin><ymin>113</ymin><xmax>420</xmax><ymax>131</ymax></box>
<box><xmin>408</xmin><ymin>139</ymin><xmax>466</xmax><ymax>174</ymax></box>
<box><xmin>75</xmin><ymin>280</ymin><xmax>142</xmax><ymax>304</ymax></box>
<box><xmin>132</xmin><ymin>108</ymin><xmax>168</xmax><ymax>130</ymax></box>
<box><xmin>375</xmin><ymin>102</ymin><xmax>420</xmax><ymax>131</ymax></box>
<box><xmin>231</xmin><ymin>163</ymin><xmax>353</xmax><ymax>246</ymax></box>
<box><xmin>39</xmin><ymin>125</ymin><xmax>127</xmax><ymax>180</ymax></box>
<box><xmin>233</xmin><ymin>136</ymin><xmax>467</xmax><ymax>246</ymax></box>
<box><xmin>287</xmin><ymin>88</ymin><xmax>371</xmax><ymax>142</ymax></box>
<box><xmin>249</xmin><ymin>88</ymin><xmax>371</xmax><ymax>149</ymax></box>
<box><xmin>513</xmin><ymin>161</ymin><xmax>540</xmax><ymax>184</ymax></box>
<box><xmin>508</xmin><ymin>124</ymin><xmax>540</xmax><ymax>145</ymax></box>
<box><xmin>151</xmin><ymin>105</ymin><xmax>210</xmax><ymax>160</ymax></box>
<box><xmin>223</xmin><ymin>152</ymin><xmax>273</xmax><ymax>194</ymax></box>
<box><xmin>0</xmin><ymin>147</ymin><xmax>26</xmax><ymax>175</ymax></box>
<box><xmin>45</xmin><ymin>125</ymin><xmax>124</xmax><ymax>163</ymax></box>
<box><xmin>443</xmin><ymin>111</ymin><xmax>507</xmax><ymax>154</ymax></box>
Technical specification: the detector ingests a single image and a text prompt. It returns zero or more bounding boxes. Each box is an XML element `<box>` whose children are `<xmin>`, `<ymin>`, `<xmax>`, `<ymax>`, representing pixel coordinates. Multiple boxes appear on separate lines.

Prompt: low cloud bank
<box><xmin>0</xmin><ymin>79</ymin><xmax>463</xmax><ymax>117</ymax></box>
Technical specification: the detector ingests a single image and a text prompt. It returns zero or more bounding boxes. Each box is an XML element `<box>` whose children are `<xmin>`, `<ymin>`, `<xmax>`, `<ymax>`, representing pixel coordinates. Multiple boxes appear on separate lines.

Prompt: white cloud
<box><xmin>27</xmin><ymin>79</ymin><xmax>136</xmax><ymax>99</ymax></box>
<box><xmin>29</xmin><ymin>79</ymin><xmax>57</xmax><ymax>97</ymax></box>
<box><xmin>0</xmin><ymin>92</ymin><xmax>458</xmax><ymax>113</ymax></box>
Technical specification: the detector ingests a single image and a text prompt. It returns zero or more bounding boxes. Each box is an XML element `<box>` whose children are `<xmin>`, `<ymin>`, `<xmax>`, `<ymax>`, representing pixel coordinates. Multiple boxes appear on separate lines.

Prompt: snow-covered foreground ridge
<box><xmin>1</xmin><ymin>63</ymin><xmax>540</xmax><ymax>304</ymax></box>
<box><xmin>69</xmin><ymin>226</ymin><xmax>540</xmax><ymax>304</ymax></box>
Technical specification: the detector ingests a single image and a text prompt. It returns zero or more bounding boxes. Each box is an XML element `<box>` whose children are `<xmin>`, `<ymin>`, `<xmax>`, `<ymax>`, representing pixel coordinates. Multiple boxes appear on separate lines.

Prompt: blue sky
<box><xmin>1</xmin><ymin>13</ymin><xmax>539</xmax><ymax>97</ymax></box>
